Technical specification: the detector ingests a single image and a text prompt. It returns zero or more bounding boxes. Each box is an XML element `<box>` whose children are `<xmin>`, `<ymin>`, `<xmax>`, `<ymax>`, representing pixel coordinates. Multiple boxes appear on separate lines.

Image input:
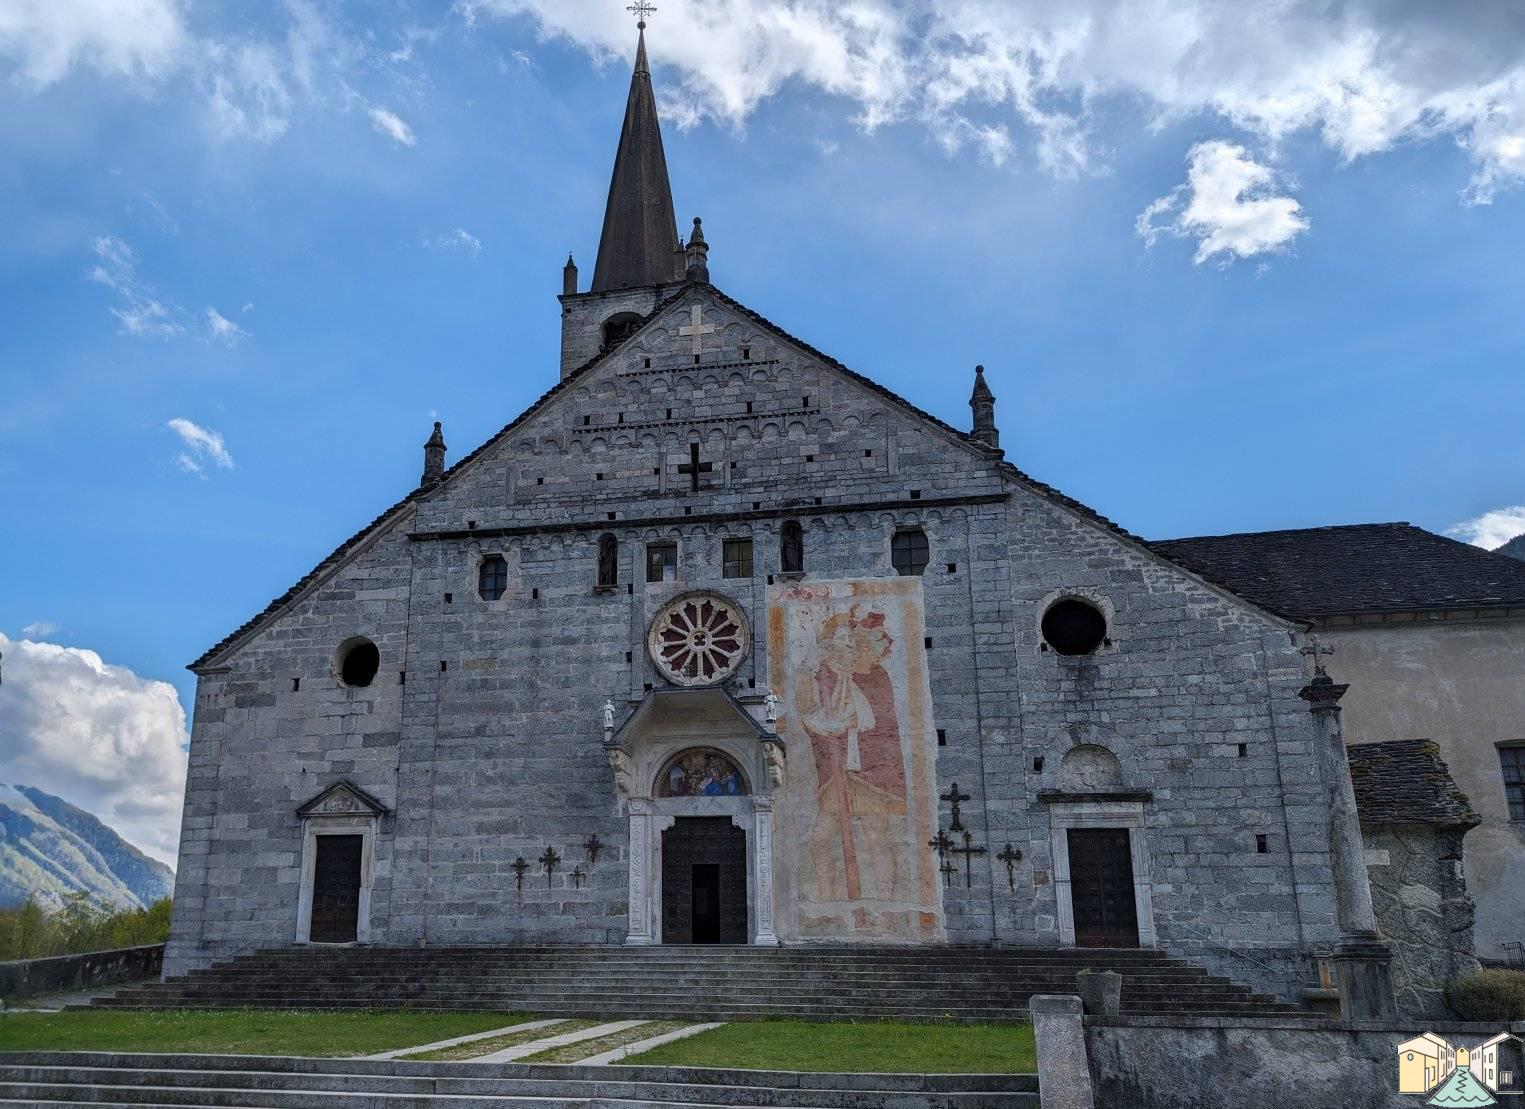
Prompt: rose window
<box><xmin>648</xmin><ymin>593</ymin><xmax>749</xmax><ymax>687</ymax></box>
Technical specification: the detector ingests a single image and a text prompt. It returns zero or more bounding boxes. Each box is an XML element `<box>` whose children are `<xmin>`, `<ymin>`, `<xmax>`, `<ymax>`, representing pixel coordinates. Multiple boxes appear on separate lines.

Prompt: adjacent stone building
<box><xmin>1159</xmin><ymin>524</ymin><xmax>1525</xmax><ymax>965</ymax></box>
<box><xmin>1348</xmin><ymin>739</ymin><xmax>1481</xmax><ymax>1018</ymax></box>
<box><xmin>166</xmin><ymin>27</ymin><xmax>1490</xmax><ymax>1015</ymax></box>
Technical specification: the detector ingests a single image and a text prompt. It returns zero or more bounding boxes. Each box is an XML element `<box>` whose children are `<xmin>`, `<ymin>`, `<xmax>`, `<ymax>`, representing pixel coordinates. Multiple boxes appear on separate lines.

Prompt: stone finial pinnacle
<box><xmin>969</xmin><ymin>364</ymin><xmax>999</xmax><ymax>450</ymax></box>
<box><xmin>563</xmin><ymin>252</ymin><xmax>579</xmax><ymax>295</ymax></box>
<box><xmin>421</xmin><ymin>420</ymin><xmax>447</xmax><ymax>487</ymax></box>
<box><xmin>685</xmin><ymin>216</ymin><xmax>710</xmax><ymax>282</ymax></box>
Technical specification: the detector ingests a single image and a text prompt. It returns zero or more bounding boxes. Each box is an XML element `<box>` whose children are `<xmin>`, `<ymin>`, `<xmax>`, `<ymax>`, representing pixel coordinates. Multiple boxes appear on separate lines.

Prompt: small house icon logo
<box><xmin>1399</xmin><ymin>1032</ymin><xmax>1524</xmax><ymax>1105</ymax></box>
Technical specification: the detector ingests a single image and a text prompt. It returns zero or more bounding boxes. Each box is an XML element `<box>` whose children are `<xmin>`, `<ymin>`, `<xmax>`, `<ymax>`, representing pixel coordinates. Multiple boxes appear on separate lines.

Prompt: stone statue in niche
<box><xmin>603</xmin><ymin>699</ymin><xmax>616</xmax><ymax>732</ymax></box>
<box><xmin>764</xmin><ymin>688</ymin><xmax>781</xmax><ymax>727</ymax></box>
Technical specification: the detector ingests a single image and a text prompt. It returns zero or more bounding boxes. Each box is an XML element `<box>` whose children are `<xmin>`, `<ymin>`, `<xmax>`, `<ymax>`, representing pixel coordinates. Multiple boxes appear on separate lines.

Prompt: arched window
<box><xmin>891</xmin><ymin>528</ymin><xmax>929</xmax><ymax>576</ymax></box>
<box><xmin>780</xmin><ymin>520</ymin><xmax>804</xmax><ymax>573</ymax></box>
<box><xmin>479</xmin><ymin>555</ymin><xmax>508</xmax><ymax>601</ymax></box>
<box><xmin>597</xmin><ymin>533</ymin><xmax>619</xmax><ymax>587</ymax></box>
<box><xmin>602</xmin><ymin>312</ymin><xmax>643</xmax><ymax>349</ymax></box>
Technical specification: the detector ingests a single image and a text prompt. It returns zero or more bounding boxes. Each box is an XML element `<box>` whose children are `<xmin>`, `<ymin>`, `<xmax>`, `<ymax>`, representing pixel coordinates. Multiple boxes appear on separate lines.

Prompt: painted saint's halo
<box><xmin>647</xmin><ymin>592</ymin><xmax>749</xmax><ymax>687</ymax></box>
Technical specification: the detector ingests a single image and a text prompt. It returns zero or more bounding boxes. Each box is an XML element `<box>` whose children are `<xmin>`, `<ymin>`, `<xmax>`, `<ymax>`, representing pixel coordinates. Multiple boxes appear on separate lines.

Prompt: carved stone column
<box><xmin>751</xmin><ymin>796</ymin><xmax>779</xmax><ymax>946</ymax></box>
<box><xmin>1301</xmin><ymin>670</ymin><xmax>1396</xmax><ymax>1019</ymax></box>
<box><xmin>625</xmin><ymin>799</ymin><xmax>654</xmax><ymax>945</ymax></box>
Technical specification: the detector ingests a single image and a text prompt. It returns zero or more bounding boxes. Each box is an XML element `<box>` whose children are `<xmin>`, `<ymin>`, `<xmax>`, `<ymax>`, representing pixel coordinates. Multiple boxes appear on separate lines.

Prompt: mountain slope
<box><xmin>1497</xmin><ymin>533</ymin><xmax>1525</xmax><ymax>561</ymax></box>
<box><xmin>0</xmin><ymin>785</ymin><xmax>174</xmax><ymax>912</ymax></box>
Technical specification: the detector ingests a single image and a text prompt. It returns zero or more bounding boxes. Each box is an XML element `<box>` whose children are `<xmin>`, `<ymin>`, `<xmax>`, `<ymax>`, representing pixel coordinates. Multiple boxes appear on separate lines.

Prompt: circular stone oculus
<box><xmin>647</xmin><ymin>592</ymin><xmax>750</xmax><ymax>687</ymax></box>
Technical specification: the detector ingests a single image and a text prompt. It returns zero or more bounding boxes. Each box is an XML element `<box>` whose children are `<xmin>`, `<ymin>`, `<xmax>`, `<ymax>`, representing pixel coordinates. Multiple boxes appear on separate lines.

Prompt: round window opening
<box><xmin>337</xmin><ymin>638</ymin><xmax>380</xmax><ymax>687</ymax></box>
<box><xmin>1041</xmin><ymin>598</ymin><xmax>1108</xmax><ymax>656</ymax></box>
<box><xmin>648</xmin><ymin>593</ymin><xmax>749</xmax><ymax>687</ymax></box>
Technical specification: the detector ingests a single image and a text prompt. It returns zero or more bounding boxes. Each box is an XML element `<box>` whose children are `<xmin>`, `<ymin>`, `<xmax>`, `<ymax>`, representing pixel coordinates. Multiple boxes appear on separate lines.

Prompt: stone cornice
<box><xmin>407</xmin><ymin>492</ymin><xmax>1010</xmax><ymax>543</ymax></box>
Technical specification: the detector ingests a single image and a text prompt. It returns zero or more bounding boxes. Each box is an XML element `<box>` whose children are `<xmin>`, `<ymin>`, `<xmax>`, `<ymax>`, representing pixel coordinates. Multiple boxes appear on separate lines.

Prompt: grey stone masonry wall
<box><xmin>166</xmin><ymin>285</ymin><xmax>1343</xmax><ymax>997</ymax></box>
<box><xmin>1363</xmin><ymin>824</ymin><xmax>1481</xmax><ymax>1019</ymax></box>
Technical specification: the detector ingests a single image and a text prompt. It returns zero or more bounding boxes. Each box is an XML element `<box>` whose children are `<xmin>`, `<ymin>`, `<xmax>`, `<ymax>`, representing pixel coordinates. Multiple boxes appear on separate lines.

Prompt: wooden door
<box><xmin>310</xmin><ymin>834</ymin><xmax>362</xmax><ymax>943</ymax></box>
<box><xmin>1067</xmin><ymin>827</ymin><xmax>1139</xmax><ymax>947</ymax></box>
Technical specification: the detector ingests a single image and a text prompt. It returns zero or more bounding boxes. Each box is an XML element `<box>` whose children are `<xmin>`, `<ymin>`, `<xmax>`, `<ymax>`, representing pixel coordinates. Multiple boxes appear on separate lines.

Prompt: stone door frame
<box><xmin>295</xmin><ymin>812</ymin><xmax>379</xmax><ymax>945</ymax></box>
<box><xmin>1048</xmin><ymin>799</ymin><xmax>1157</xmax><ymax>948</ymax></box>
<box><xmin>627</xmin><ymin>792</ymin><xmax>778</xmax><ymax>946</ymax></box>
<box><xmin>294</xmin><ymin>781</ymin><xmax>387</xmax><ymax>946</ymax></box>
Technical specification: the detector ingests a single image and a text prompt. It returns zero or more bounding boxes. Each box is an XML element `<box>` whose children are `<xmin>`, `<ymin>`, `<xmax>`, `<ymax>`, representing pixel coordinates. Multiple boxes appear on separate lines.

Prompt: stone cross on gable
<box><xmin>1300</xmin><ymin>635</ymin><xmax>1335</xmax><ymax>675</ymax></box>
<box><xmin>678</xmin><ymin>304</ymin><xmax>717</xmax><ymax>356</ymax></box>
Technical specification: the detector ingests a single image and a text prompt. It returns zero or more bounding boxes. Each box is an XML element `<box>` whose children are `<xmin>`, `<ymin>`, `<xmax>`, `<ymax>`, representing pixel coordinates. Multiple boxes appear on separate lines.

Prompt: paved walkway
<box><xmin>376</xmin><ymin>1016</ymin><xmax>727</xmax><ymax>1066</ymax></box>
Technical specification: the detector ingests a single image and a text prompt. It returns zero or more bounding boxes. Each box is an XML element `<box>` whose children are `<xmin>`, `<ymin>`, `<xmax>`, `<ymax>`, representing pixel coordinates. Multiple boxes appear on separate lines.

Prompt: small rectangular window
<box><xmin>1502</xmin><ymin>745</ymin><xmax>1525</xmax><ymax>822</ymax></box>
<box><xmin>1256</xmin><ymin>834</ymin><xmax>1269</xmax><ymax>854</ymax></box>
<box><xmin>646</xmin><ymin>542</ymin><xmax>678</xmax><ymax>583</ymax></box>
<box><xmin>723</xmin><ymin>538</ymin><xmax>754</xmax><ymax>579</ymax></box>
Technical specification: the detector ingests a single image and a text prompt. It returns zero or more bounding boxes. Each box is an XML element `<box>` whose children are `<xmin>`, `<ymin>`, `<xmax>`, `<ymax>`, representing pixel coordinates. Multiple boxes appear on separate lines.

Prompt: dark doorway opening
<box><xmin>1067</xmin><ymin>827</ymin><xmax>1139</xmax><ymax>948</ymax></box>
<box><xmin>661</xmin><ymin>817</ymin><xmax>747</xmax><ymax>944</ymax></box>
<box><xmin>310</xmin><ymin>834</ymin><xmax>363</xmax><ymax>943</ymax></box>
<box><xmin>691</xmin><ymin>864</ymin><xmax>721</xmax><ymax>943</ymax></box>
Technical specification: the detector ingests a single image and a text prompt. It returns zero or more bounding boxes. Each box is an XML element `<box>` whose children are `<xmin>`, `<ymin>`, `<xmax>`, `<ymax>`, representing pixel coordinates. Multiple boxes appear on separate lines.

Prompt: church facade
<box><xmin>166</xmin><ymin>28</ymin><xmax>1389</xmax><ymax>1004</ymax></box>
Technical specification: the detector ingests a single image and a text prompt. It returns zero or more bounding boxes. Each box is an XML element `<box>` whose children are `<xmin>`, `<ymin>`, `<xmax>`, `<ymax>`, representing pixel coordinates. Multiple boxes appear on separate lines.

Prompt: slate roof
<box><xmin>1153</xmin><ymin>523</ymin><xmax>1525</xmax><ymax>620</ymax></box>
<box><xmin>1347</xmin><ymin>739</ymin><xmax>1480</xmax><ymax>829</ymax></box>
<box><xmin>189</xmin><ymin>280</ymin><xmax>1289</xmax><ymax>671</ymax></box>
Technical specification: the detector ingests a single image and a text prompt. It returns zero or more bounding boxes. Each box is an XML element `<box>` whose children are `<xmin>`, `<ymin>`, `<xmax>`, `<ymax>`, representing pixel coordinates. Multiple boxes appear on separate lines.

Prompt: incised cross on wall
<box><xmin>678</xmin><ymin>304</ymin><xmax>717</xmax><ymax>356</ymax></box>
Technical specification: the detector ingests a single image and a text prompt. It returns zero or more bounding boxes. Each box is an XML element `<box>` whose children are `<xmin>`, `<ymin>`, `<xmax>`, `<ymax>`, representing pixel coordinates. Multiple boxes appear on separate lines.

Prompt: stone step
<box><xmin>102</xmin><ymin>944</ymin><xmax>1304</xmax><ymax>1021</ymax></box>
<box><xmin>0</xmin><ymin>1056</ymin><xmax>1040</xmax><ymax>1109</ymax></box>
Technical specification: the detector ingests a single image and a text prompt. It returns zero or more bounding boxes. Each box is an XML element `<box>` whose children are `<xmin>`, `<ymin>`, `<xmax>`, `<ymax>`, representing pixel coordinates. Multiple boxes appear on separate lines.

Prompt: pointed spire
<box><xmin>969</xmin><ymin>365</ymin><xmax>1000</xmax><ymax>449</ymax></box>
<box><xmin>421</xmin><ymin>421</ymin><xmax>446</xmax><ymax>487</ymax></box>
<box><xmin>591</xmin><ymin>25</ymin><xmax>684</xmax><ymax>292</ymax></box>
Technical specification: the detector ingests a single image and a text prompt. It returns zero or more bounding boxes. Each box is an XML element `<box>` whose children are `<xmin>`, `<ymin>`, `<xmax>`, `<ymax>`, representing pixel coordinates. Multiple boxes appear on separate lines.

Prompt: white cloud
<box><xmin>464</xmin><ymin>0</ymin><xmax>1525</xmax><ymax>199</ymax></box>
<box><xmin>87</xmin><ymin>234</ymin><xmax>184</xmax><ymax>337</ymax></box>
<box><xmin>0</xmin><ymin>0</ymin><xmax>188</xmax><ymax>87</ymax></box>
<box><xmin>1447</xmin><ymin>506</ymin><xmax>1525</xmax><ymax>550</ymax></box>
<box><xmin>166</xmin><ymin>417</ymin><xmax>234</xmax><ymax>476</ymax></box>
<box><xmin>1139</xmin><ymin>141</ymin><xmax>1308</xmax><ymax>264</ymax></box>
<box><xmin>206</xmin><ymin>306</ymin><xmax>249</xmax><ymax>345</ymax></box>
<box><xmin>20</xmin><ymin>621</ymin><xmax>59</xmax><ymax>638</ymax></box>
<box><xmin>368</xmin><ymin>105</ymin><xmax>416</xmax><ymax>145</ymax></box>
<box><xmin>422</xmin><ymin>227</ymin><xmax>482</xmax><ymax>254</ymax></box>
<box><xmin>0</xmin><ymin>632</ymin><xmax>188</xmax><ymax>864</ymax></box>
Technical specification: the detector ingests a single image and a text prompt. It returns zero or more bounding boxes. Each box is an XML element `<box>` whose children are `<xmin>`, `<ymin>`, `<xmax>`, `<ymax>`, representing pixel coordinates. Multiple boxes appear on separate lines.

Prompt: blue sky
<box><xmin>1</xmin><ymin>0</ymin><xmax>1523</xmax><ymax>859</ymax></box>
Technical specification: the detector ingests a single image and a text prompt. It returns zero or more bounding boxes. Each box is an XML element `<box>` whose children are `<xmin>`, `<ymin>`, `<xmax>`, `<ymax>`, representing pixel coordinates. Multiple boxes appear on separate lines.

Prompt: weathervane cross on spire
<box><xmin>627</xmin><ymin>1</ymin><xmax>657</xmax><ymax>28</ymax></box>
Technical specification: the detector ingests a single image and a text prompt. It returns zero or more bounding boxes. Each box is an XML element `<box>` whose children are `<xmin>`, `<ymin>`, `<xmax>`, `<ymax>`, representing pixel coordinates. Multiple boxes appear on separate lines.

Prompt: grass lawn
<box><xmin>624</xmin><ymin>1020</ymin><xmax>1036</xmax><ymax>1073</ymax></box>
<box><xmin>0</xmin><ymin>1009</ymin><xmax>534</xmax><ymax>1058</ymax></box>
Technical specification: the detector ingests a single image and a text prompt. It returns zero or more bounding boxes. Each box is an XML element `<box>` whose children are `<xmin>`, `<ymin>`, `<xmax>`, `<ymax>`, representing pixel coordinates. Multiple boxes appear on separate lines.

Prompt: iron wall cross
<box><xmin>676</xmin><ymin>443</ymin><xmax>714</xmax><ymax>492</ymax></box>
<box><xmin>939</xmin><ymin>857</ymin><xmax>958</xmax><ymax>888</ymax></box>
<box><xmin>572</xmin><ymin>866</ymin><xmax>586</xmax><ymax>890</ymax></box>
<box><xmin>949</xmin><ymin>830</ymin><xmax>987</xmax><ymax>888</ymax></box>
<box><xmin>940</xmin><ymin>782</ymin><xmax>971</xmax><ymax>833</ymax></box>
<box><xmin>584</xmin><ymin>833</ymin><xmax>604</xmax><ymax>865</ymax></box>
<box><xmin>928</xmin><ymin>828</ymin><xmax>955</xmax><ymax>860</ymax></box>
<box><xmin>996</xmin><ymin>844</ymin><xmax>1023</xmax><ymax>891</ymax></box>
<box><xmin>510</xmin><ymin>856</ymin><xmax>530</xmax><ymax>897</ymax></box>
<box><xmin>539</xmin><ymin>846</ymin><xmax>560</xmax><ymax>888</ymax></box>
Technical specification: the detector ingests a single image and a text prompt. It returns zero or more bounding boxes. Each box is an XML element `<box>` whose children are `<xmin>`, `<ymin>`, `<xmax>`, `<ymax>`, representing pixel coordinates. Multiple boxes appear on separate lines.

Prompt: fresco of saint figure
<box><xmin>795</xmin><ymin>606</ymin><xmax>909</xmax><ymax>903</ymax></box>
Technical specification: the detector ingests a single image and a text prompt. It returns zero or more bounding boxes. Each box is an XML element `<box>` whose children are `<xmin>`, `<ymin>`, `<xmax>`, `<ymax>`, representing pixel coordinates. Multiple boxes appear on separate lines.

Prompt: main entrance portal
<box><xmin>661</xmin><ymin>817</ymin><xmax>748</xmax><ymax>944</ymax></box>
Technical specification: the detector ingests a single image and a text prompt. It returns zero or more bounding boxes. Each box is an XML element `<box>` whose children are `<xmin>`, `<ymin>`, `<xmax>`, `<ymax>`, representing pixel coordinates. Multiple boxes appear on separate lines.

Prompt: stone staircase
<box><xmin>0</xmin><ymin>1053</ymin><xmax>1041</xmax><ymax>1107</ymax></box>
<box><xmin>84</xmin><ymin>945</ymin><xmax>1308</xmax><ymax>1021</ymax></box>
